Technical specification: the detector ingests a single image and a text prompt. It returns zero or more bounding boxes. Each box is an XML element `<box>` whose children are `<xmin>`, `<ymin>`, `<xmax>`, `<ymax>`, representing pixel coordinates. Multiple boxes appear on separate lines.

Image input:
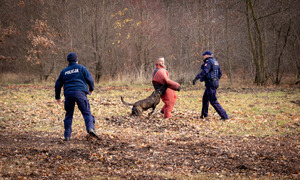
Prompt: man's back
<box><xmin>55</xmin><ymin>62</ymin><xmax>94</xmax><ymax>99</ymax></box>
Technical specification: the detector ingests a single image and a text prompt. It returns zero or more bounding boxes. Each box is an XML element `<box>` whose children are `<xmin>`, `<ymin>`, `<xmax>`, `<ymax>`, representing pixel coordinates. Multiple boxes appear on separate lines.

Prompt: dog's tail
<box><xmin>121</xmin><ymin>96</ymin><xmax>134</xmax><ymax>106</ymax></box>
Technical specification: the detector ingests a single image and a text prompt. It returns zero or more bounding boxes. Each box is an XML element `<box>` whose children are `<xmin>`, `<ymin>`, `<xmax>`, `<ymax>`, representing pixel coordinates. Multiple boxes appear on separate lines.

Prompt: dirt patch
<box><xmin>0</xmin><ymin>127</ymin><xmax>299</xmax><ymax>179</ymax></box>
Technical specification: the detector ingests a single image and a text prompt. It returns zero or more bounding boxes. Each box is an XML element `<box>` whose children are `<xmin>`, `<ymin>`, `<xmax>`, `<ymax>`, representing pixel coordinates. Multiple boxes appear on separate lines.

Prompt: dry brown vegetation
<box><xmin>0</xmin><ymin>84</ymin><xmax>299</xmax><ymax>179</ymax></box>
<box><xmin>1</xmin><ymin>0</ymin><xmax>300</xmax><ymax>84</ymax></box>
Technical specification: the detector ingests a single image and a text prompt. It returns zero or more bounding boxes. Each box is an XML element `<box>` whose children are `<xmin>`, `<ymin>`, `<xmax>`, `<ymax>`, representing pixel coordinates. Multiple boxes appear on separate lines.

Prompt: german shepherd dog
<box><xmin>121</xmin><ymin>84</ymin><xmax>168</xmax><ymax>116</ymax></box>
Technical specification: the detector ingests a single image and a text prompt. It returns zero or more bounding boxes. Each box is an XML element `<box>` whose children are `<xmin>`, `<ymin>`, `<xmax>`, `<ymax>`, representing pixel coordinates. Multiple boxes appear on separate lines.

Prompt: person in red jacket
<box><xmin>152</xmin><ymin>56</ymin><xmax>181</xmax><ymax>118</ymax></box>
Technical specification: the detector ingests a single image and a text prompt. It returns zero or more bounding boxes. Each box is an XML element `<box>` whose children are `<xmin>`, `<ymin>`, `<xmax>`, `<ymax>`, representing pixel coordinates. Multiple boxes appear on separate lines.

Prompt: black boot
<box><xmin>220</xmin><ymin>117</ymin><xmax>229</xmax><ymax>121</ymax></box>
<box><xmin>88</xmin><ymin>129</ymin><xmax>100</xmax><ymax>140</ymax></box>
<box><xmin>200</xmin><ymin>115</ymin><xmax>208</xmax><ymax>119</ymax></box>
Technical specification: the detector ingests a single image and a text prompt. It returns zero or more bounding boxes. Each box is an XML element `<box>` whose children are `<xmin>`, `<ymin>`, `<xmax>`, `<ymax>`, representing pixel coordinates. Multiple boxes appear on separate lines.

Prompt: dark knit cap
<box><xmin>67</xmin><ymin>52</ymin><xmax>78</xmax><ymax>62</ymax></box>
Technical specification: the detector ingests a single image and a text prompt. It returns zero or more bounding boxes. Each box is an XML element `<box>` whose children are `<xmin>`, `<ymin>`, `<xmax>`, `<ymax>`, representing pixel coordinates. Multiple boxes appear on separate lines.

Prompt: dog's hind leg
<box><xmin>147</xmin><ymin>106</ymin><xmax>156</xmax><ymax>116</ymax></box>
<box><xmin>132</xmin><ymin>106</ymin><xmax>143</xmax><ymax>116</ymax></box>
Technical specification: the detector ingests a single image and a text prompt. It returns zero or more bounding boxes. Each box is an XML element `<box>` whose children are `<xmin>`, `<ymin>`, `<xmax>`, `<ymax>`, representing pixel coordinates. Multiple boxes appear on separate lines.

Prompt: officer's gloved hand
<box><xmin>192</xmin><ymin>79</ymin><xmax>197</xmax><ymax>85</ymax></box>
<box><xmin>177</xmin><ymin>86</ymin><xmax>181</xmax><ymax>92</ymax></box>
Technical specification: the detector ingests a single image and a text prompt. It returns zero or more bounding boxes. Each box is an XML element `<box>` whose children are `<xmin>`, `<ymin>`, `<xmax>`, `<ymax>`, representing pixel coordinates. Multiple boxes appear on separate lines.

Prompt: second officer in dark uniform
<box><xmin>193</xmin><ymin>50</ymin><xmax>228</xmax><ymax>121</ymax></box>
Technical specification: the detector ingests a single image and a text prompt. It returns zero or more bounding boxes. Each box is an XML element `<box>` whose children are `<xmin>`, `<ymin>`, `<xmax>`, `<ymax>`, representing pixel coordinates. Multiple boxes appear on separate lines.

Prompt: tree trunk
<box><xmin>93</xmin><ymin>1</ymin><xmax>102</xmax><ymax>83</ymax></box>
<box><xmin>225</xmin><ymin>0</ymin><xmax>232</xmax><ymax>84</ymax></box>
<box><xmin>246</xmin><ymin>0</ymin><xmax>267</xmax><ymax>85</ymax></box>
<box><xmin>274</xmin><ymin>19</ymin><xmax>291</xmax><ymax>85</ymax></box>
<box><xmin>246</xmin><ymin>0</ymin><xmax>259</xmax><ymax>85</ymax></box>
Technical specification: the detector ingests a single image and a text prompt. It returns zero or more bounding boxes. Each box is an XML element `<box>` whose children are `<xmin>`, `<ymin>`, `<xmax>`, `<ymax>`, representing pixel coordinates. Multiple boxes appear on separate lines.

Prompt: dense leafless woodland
<box><xmin>0</xmin><ymin>0</ymin><xmax>299</xmax><ymax>85</ymax></box>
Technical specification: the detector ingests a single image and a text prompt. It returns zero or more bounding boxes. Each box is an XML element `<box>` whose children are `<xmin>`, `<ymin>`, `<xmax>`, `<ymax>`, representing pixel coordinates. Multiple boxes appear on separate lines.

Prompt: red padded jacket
<box><xmin>152</xmin><ymin>64</ymin><xmax>180</xmax><ymax>90</ymax></box>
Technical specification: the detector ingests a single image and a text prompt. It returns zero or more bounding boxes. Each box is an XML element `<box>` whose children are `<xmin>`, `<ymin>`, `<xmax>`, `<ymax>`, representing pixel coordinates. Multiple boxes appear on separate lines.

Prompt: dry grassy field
<box><xmin>0</xmin><ymin>84</ymin><xmax>299</xmax><ymax>179</ymax></box>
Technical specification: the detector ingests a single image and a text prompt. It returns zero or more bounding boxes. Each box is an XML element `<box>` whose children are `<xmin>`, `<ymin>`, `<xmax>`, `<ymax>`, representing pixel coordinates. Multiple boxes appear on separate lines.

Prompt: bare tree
<box><xmin>269</xmin><ymin>19</ymin><xmax>292</xmax><ymax>84</ymax></box>
<box><xmin>246</xmin><ymin>0</ymin><xmax>267</xmax><ymax>85</ymax></box>
<box><xmin>1</xmin><ymin>0</ymin><xmax>300</xmax><ymax>85</ymax></box>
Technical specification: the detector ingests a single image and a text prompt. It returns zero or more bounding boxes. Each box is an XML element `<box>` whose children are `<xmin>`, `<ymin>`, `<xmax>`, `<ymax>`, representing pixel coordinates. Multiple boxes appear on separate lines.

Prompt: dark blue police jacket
<box><xmin>55</xmin><ymin>62</ymin><xmax>94</xmax><ymax>99</ymax></box>
<box><xmin>195</xmin><ymin>57</ymin><xmax>222</xmax><ymax>88</ymax></box>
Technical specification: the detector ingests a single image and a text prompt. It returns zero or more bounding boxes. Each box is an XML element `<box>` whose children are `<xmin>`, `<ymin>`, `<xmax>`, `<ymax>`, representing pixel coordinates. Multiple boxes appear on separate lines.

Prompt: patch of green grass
<box><xmin>1</xmin><ymin>84</ymin><xmax>299</xmax><ymax>138</ymax></box>
<box><xmin>174</xmin><ymin>87</ymin><xmax>300</xmax><ymax>137</ymax></box>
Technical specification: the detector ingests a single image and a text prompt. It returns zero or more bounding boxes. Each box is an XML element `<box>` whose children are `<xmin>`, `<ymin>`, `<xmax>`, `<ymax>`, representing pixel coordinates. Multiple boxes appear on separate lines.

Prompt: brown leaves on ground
<box><xmin>0</xmin><ymin>84</ymin><xmax>299</xmax><ymax>179</ymax></box>
<box><xmin>0</xmin><ymin>128</ymin><xmax>299</xmax><ymax>179</ymax></box>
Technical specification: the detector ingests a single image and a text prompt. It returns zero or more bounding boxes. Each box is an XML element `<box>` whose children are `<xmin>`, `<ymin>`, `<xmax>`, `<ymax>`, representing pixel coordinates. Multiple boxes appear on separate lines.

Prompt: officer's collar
<box><xmin>69</xmin><ymin>61</ymin><xmax>77</xmax><ymax>65</ymax></box>
<box><xmin>203</xmin><ymin>57</ymin><xmax>212</xmax><ymax>62</ymax></box>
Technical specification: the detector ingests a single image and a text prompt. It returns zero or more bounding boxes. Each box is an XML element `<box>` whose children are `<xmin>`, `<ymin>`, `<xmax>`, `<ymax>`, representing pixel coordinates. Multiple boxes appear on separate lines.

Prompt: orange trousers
<box><xmin>161</xmin><ymin>89</ymin><xmax>177</xmax><ymax>118</ymax></box>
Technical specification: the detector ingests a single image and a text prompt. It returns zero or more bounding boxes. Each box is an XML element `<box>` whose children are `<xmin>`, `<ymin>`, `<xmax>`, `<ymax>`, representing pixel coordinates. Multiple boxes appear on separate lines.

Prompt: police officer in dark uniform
<box><xmin>193</xmin><ymin>50</ymin><xmax>229</xmax><ymax>121</ymax></box>
<box><xmin>55</xmin><ymin>52</ymin><xmax>98</xmax><ymax>141</ymax></box>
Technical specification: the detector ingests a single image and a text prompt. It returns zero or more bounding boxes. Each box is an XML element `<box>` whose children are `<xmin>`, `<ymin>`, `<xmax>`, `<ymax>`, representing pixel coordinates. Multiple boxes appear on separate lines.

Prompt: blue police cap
<box><xmin>202</xmin><ymin>50</ymin><xmax>212</xmax><ymax>56</ymax></box>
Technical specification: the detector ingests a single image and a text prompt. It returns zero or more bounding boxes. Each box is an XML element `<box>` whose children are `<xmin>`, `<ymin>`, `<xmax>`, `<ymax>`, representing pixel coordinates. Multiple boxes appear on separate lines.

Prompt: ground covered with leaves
<box><xmin>0</xmin><ymin>84</ymin><xmax>299</xmax><ymax>179</ymax></box>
